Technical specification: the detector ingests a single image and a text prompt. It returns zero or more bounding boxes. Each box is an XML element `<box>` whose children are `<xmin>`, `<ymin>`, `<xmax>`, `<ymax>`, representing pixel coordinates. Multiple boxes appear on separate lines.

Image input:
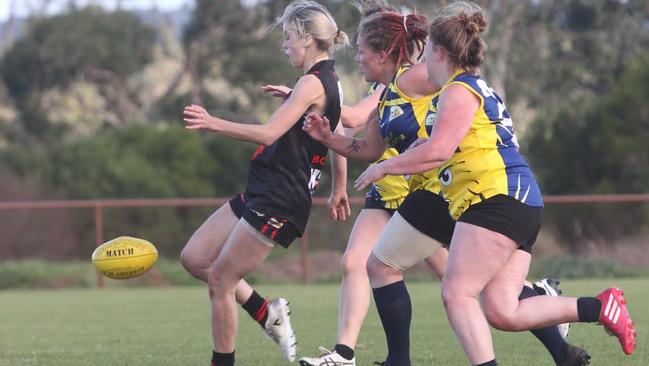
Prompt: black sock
<box><xmin>475</xmin><ymin>360</ymin><xmax>498</xmax><ymax>366</ymax></box>
<box><xmin>334</xmin><ymin>344</ymin><xmax>354</xmax><ymax>360</ymax></box>
<box><xmin>372</xmin><ymin>280</ymin><xmax>411</xmax><ymax>366</ymax></box>
<box><xmin>577</xmin><ymin>297</ymin><xmax>602</xmax><ymax>322</ymax></box>
<box><xmin>519</xmin><ymin>286</ymin><xmax>569</xmax><ymax>365</ymax></box>
<box><xmin>211</xmin><ymin>351</ymin><xmax>234</xmax><ymax>366</ymax></box>
<box><xmin>241</xmin><ymin>290</ymin><xmax>268</xmax><ymax>327</ymax></box>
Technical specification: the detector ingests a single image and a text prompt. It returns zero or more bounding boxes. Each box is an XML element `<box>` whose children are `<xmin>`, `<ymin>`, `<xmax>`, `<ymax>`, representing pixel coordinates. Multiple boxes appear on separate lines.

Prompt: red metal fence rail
<box><xmin>2</xmin><ymin>194</ymin><xmax>649</xmax><ymax>287</ymax></box>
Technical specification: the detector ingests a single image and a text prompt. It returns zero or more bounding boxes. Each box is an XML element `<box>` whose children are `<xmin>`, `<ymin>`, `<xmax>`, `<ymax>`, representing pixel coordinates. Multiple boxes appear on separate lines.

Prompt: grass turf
<box><xmin>0</xmin><ymin>278</ymin><xmax>647</xmax><ymax>365</ymax></box>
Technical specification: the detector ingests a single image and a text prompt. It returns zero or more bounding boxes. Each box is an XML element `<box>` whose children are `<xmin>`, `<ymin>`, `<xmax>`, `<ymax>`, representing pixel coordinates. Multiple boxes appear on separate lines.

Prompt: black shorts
<box><xmin>228</xmin><ymin>193</ymin><xmax>300</xmax><ymax>248</ymax></box>
<box><xmin>363</xmin><ymin>195</ymin><xmax>397</xmax><ymax>214</ymax></box>
<box><xmin>397</xmin><ymin>189</ymin><xmax>456</xmax><ymax>246</ymax></box>
<box><xmin>458</xmin><ymin>194</ymin><xmax>543</xmax><ymax>253</ymax></box>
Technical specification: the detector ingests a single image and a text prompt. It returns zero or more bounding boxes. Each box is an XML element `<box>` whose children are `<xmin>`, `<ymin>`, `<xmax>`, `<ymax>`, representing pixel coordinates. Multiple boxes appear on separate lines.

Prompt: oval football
<box><xmin>91</xmin><ymin>236</ymin><xmax>158</xmax><ymax>280</ymax></box>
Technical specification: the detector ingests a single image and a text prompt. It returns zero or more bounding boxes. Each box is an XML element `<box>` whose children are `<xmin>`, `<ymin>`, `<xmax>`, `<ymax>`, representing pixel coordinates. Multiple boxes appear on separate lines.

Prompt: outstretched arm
<box><xmin>340</xmin><ymin>84</ymin><xmax>385</xmax><ymax>129</ymax></box>
<box><xmin>354</xmin><ymin>84</ymin><xmax>479</xmax><ymax>190</ymax></box>
<box><xmin>302</xmin><ymin>108</ymin><xmax>387</xmax><ymax>162</ymax></box>
<box><xmin>184</xmin><ymin>75</ymin><xmax>323</xmax><ymax>145</ymax></box>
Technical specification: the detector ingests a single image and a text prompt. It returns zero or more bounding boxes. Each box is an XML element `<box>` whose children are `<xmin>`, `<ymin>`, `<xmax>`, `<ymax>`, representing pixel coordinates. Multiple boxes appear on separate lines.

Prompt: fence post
<box><xmin>300</xmin><ymin>229</ymin><xmax>310</xmax><ymax>284</ymax></box>
<box><xmin>94</xmin><ymin>205</ymin><xmax>104</xmax><ymax>289</ymax></box>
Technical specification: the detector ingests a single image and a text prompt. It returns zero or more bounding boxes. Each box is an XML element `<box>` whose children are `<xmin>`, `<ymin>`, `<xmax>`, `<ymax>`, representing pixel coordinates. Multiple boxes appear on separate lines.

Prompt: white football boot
<box><xmin>299</xmin><ymin>346</ymin><xmax>356</xmax><ymax>366</ymax></box>
<box><xmin>533</xmin><ymin>278</ymin><xmax>570</xmax><ymax>338</ymax></box>
<box><xmin>265</xmin><ymin>298</ymin><xmax>297</xmax><ymax>362</ymax></box>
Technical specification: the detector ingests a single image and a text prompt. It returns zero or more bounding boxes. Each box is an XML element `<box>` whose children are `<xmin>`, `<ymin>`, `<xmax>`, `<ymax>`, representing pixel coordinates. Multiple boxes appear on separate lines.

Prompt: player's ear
<box><xmin>302</xmin><ymin>33</ymin><xmax>313</xmax><ymax>47</ymax></box>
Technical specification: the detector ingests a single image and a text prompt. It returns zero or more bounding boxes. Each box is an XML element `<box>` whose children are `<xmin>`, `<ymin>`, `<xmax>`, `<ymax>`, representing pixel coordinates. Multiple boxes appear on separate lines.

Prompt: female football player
<box><xmin>180</xmin><ymin>2</ymin><xmax>349</xmax><ymax>365</ymax></box>
<box><xmin>352</xmin><ymin>2</ymin><xmax>636</xmax><ymax>365</ymax></box>
<box><xmin>302</xmin><ymin>3</ymin><xmax>592</xmax><ymax>366</ymax></box>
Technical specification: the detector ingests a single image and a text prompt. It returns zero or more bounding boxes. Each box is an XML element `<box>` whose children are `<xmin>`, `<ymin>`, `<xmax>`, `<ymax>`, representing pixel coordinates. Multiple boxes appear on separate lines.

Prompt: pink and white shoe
<box><xmin>596</xmin><ymin>287</ymin><xmax>636</xmax><ymax>355</ymax></box>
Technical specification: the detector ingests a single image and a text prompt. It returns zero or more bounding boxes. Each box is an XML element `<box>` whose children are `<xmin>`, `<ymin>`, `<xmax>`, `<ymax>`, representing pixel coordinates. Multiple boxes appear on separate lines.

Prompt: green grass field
<box><xmin>1</xmin><ymin>278</ymin><xmax>647</xmax><ymax>365</ymax></box>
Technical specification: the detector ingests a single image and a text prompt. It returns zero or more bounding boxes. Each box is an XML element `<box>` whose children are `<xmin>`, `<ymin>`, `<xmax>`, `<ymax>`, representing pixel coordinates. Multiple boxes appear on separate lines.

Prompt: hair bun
<box><xmin>470</xmin><ymin>11</ymin><xmax>488</xmax><ymax>33</ymax></box>
<box><xmin>428</xmin><ymin>1</ymin><xmax>488</xmax><ymax>72</ymax></box>
<box><xmin>334</xmin><ymin>29</ymin><xmax>350</xmax><ymax>45</ymax></box>
<box><xmin>457</xmin><ymin>12</ymin><xmax>482</xmax><ymax>36</ymax></box>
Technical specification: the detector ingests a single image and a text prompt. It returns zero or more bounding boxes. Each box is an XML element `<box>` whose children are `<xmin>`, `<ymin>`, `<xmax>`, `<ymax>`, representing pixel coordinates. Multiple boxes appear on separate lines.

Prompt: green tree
<box><xmin>1</xmin><ymin>6</ymin><xmax>155</xmax><ymax>137</ymax></box>
<box><xmin>526</xmin><ymin>55</ymin><xmax>649</xmax><ymax>249</ymax></box>
<box><xmin>181</xmin><ymin>0</ymin><xmax>298</xmax><ymax>113</ymax></box>
<box><xmin>0</xmin><ymin>123</ymin><xmax>256</xmax><ymax>256</ymax></box>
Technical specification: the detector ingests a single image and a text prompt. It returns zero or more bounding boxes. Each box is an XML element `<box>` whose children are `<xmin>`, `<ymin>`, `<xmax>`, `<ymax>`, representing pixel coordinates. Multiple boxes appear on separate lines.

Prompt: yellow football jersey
<box><xmin>366</xmin><ymin>67</ymin><xmax>434</xmax><ymax>208</ymax></box>
<box><xmin>432</xmin><ymin>70</ymin><xmax>543</xmax><ymax>219</ymax></box>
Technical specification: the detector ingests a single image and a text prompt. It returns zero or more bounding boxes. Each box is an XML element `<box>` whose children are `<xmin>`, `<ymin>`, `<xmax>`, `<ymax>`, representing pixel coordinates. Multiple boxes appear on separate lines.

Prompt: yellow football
<box><xmin>91</xmin><ymin>236</ymin><xmax>158</xmax><ymax>280</ymax></box>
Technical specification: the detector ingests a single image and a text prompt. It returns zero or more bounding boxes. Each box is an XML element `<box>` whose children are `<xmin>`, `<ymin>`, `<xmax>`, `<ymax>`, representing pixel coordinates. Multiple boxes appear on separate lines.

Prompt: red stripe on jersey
<box><xmin>270</xmin><ymin>228</ymin><xmax>278</xmax><ymax>240</ymax></box>
<box><xmin>251</xmin><ymin>145</ymin><xmax>266</xmax><ymax>160</ymax></box>
<box><xmin>260</xmin><ymin>224</ymin><xmax>269</xmax><ymax>234</ymax></box>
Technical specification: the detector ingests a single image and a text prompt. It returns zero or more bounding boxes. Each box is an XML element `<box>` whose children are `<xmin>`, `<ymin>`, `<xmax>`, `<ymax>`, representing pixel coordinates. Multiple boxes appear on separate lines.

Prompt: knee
<box><xmin>206</xmin><ymin>267</ymin><xmax>230</xmax><ymax>295</ymax></box>
<box><xmin>441</xmin><ymin>283</ymin><xmax>477</xmax><ymax>315</ymax></box>
<box><xmin>440</xmin><ymin>285</ymin><xmax>457</xmax><ymax>312</ymax></box>
<box><xmin>341</xmin><ymin>250</ymin><xmax>366</xmax><ymax>277</ymax></box>
<box><xmin>365</xmin><ymin>254</ymin><xmax>381</xmax><ymax>277</ymax></box>
<box><xmin>483</xmin><ymin>305</ymin><xmax>522</xmax><ymax>331</ymax></box>
<box><xmin>366</xmin><ymin>254</ymin><xmax>397</xmax><ymax>281</ymax></box>
<box><xmin>179</xmin><ymin>246</ymin><xmax>194</xmax><ymax>272</ymax></box>
<box><xmin>180</xmin><ymin>246</ymin><xmax>201</xmax><ymax>276</ymax></box>
<box><xmin>480</xmin><ymin>289</ymin><xmax>523</xmax><ymax>331</ymax></box>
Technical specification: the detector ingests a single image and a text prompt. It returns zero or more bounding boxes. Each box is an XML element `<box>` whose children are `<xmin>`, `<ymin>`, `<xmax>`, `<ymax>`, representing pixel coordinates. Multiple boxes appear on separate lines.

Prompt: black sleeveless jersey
<box><xmin>243</xmin><ymin>60</ymin><xmax>342</xmax><ymax>235</ymax></box>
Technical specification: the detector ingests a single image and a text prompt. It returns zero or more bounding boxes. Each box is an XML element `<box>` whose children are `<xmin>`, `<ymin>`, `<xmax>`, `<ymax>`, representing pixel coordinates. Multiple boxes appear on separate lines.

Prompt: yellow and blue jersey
<box><xmin>377</xmin><ymin>67</ymin><xmax>433</xmax><ymax>154</ymax></box>
<box><xmin>408</xmin><ymin>96</ymin><xmax>442</xmax><ymax>195</ymax></box>
<box><xmin>366</xmin><ymin>67</ymin><xmax>434</xmax><ymax>208</ymax></box>
<box><xmin>431</xmin><ymin>70</ymin><xmax>543</xmax><ymax>219</ymax></box>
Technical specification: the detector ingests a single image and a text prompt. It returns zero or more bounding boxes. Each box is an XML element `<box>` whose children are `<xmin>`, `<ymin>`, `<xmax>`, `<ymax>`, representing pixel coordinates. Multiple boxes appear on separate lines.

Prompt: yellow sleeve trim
<box><xmin>391</xmin><ymin>67</ymin><xmax>434</xmax><ymax>107</ymax></box>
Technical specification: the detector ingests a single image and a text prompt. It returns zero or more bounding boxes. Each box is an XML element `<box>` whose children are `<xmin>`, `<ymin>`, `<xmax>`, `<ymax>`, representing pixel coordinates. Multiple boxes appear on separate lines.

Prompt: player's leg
<box><xmin>299</xmin><ymin>208</ymin><xmax>391</xmax><ymax>366</ymax></box>
<box><xmin>481</xmin><ymin>249</ymin><xmax>634</xmax><ymax>358</ymax></box>
<box><xmin>338</xmin><ymin>209</ymin><xmax>391</xmax><ymax>348</ymax></box>
<box><xmin>179</xmin><ymin>200</ymin><xmax>260</xmax><ymax>300</ymax></box>
<box><xmin>181</xmin><ymin>199</ymin><xmax>294</xmax><ymax>361</ymax></box>
<box><xmin>180</xmin><ymin>202</ymin><xmax>238</xmax><ymax>281</ymax></box>
<box><xmin>208</xmin><ymin>219</ymin><xmax>274</xmax><ymax>366</ymax></box>
<box><xmin>399</xmin><ymin>190</ymin><xmax>455</xmax><ymax>281</ymax></box>
<box><xmin>180</xmin><ymin>201</ymin><xmax>259</xmax><ymax>306</ymax></box>
<box><xmin>533</xmin><ymin>278</ymin><xmax>570</xmax><ymax>339</ymax></box>
<box><xmin>424</xmin><ymin>247</ymin><xmax>448</xmax><ymax>280</ymax></box>
<box><xmin>442</xmin><ymin>222</ymin><xmax>518</xmax><ymax>365</ymax></box>
<box><xmin>480</xmin><ymin>250</ymin><xmax>581</xmax><ymax>365</ymax></box>
<box><xmin>367</xmin><ymin>212</ymin><xmax>443</xmax><ymax>366</ymax></box>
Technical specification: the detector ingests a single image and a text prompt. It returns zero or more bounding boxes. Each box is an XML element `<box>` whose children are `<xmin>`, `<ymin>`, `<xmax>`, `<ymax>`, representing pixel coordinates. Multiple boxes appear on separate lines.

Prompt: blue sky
<box><xmin>0</xmin><ymin>0</ymin><xmax>195</xmax><ymax>22</ymax></box>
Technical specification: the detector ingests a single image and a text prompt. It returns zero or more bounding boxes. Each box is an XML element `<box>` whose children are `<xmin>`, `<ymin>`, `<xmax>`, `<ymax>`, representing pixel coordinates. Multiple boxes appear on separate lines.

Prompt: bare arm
<box><xmin>340</xmin><ymin>84</ymin><xmax>385</xmax><ymax>128</ymax></box>
<box><xmin>184</xmin><ymin>75</ymin><xmax>323</xmax><ymax>146</ymax></box>
<box><xmin>303</xmin><ymin>107</ymin><xmax>387</xmax><ymax>162</ymax></box>
<box><xmin>396</xmin><ymin>63</ymin><xmax>440</xmax><ymax>99</ymax></box>
<box><xmin>328</xmin><ymin>123</ymin><xmax>351</xmax><ymax>221</ymax></box>
<box><xmin>354</xmin><ymin>84</ymin><xmax>479</xmax><ymax>189</ymax></box>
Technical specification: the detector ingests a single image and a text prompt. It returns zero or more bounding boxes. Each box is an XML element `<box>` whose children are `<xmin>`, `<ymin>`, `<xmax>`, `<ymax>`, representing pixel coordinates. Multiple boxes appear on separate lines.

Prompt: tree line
<box><xmin>0</xmin><ymin>0</ymin><xmax>648</xmax><ymax>258</ymax></box>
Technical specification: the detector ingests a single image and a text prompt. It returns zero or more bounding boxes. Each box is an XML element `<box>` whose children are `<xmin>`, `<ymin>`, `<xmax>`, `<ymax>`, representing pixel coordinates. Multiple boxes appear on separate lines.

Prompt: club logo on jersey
<box><xmin>425</xmin><ymin>112</ymin><xmax>437</xmax><ymax>127</ymax></box>
<box><xmin>389</xmin><ymin>106</ymin><xmax>404</xmax><ymax>121</ymax></box>
<box><xmin>311</xmin><ymin>154</ymin><xmax>327</xmax><ymax>167</ymax></box>
<box><xmin>439</xmin><ymin>167</ymin><xmax>453</xmax><ymax>186</ymax></box>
